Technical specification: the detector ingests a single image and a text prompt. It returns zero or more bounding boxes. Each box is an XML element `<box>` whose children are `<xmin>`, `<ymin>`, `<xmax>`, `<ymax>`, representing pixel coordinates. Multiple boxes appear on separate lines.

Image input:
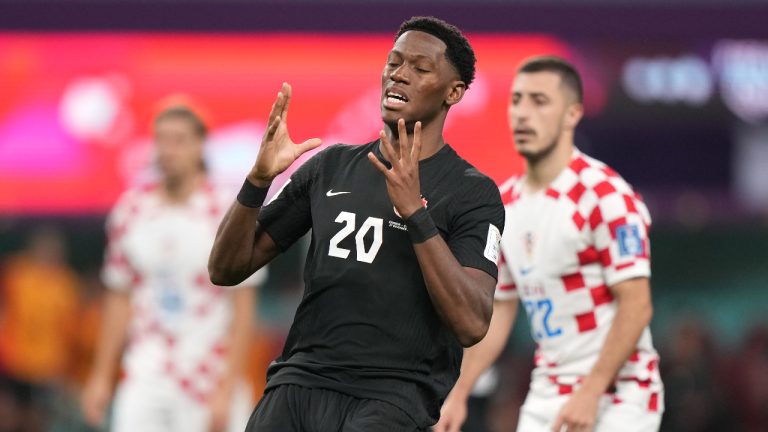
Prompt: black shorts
<box><xmin>245</xmin><ymin>384</ymin><xmax>423</xmax><ymax>432</ymax></box>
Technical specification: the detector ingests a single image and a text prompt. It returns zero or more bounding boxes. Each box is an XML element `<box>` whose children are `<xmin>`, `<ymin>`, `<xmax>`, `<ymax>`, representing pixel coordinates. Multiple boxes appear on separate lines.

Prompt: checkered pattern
<box><xmin>103</xmin><ymin>182</ymin><xmax>265</xmax><ymax>403</ymax></box>
<box><xmin>495</xmin><ymin>150</ymin><xmax>661</xmax><ymax>407</ymax></box>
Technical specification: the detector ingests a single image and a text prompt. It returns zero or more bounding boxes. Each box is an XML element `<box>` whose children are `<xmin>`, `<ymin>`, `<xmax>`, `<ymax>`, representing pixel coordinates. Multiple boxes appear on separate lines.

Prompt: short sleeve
<box><xmin>494</xmin><ymin>251</ymin><xmax>518</xmax><ymax>301</ymax></box>
<box><xmin>257</xmin><ymin>151</ymin><xmax>323</xmax><ymax>252</ymax></box>
<box><xmin>590</xmin><ymin>179</ymin><xmax>652</xmax><ymax>286</ymax></box>
<box><xmin>101</xmin><ymin>192</ymin><xmax>139</xmax><ymax>292</ymax></box>
<box><xmin>446</xmin><ymin>175</ymin><xmax>505</xmax><ymax>279</ymax></box>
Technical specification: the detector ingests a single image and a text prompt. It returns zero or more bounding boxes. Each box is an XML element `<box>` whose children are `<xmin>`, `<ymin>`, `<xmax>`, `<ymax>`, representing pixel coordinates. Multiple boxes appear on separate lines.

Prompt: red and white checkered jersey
<box><xmin>102</xmin><ymin>182</ymin><xmax>265</xmax><ymax>403</ymax></box>
<box><xmin>495</xmin><ymin>150</ymin><xmax>661</xmax><ymax>393</ymax></box>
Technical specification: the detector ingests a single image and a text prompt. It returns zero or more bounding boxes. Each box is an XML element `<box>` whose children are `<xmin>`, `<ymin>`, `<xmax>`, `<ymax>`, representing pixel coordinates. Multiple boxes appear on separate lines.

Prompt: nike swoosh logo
<box><xmin>326</xmin><ymin>189</ymin><xmax>351</xmax><ymax>197</ymax></box>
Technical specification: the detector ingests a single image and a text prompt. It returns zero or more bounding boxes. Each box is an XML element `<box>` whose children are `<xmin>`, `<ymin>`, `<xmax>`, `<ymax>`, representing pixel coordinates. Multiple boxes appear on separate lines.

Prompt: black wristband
<box><xmin>405</xmin><ymin>206</ymin><xmax>438</xmax><ymax>244</ymax></box>
<box><xmin>236</xmin><ymin>179</ymin><xmax>269</xmax><ymax>208</ymax></box>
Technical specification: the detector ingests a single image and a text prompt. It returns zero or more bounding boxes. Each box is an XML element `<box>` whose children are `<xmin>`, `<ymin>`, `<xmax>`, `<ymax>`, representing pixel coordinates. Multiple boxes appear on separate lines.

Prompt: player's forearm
<box><xmin>90</xmin><ymin>291</ymin><xmax>131</xmax><ymax>380</ymax></box>
<box><xmin>413</xmin><ymin>236</ymin><xmax>495</xmax><ymax>347</ymax></box>
<box><xmin>451</xmin><ymin>300</ymin><xmax>518</xmax><ymax>399</ymax></box>
<box><xmin>209</xmin><ymin>201</ymin><xmax>275</xmax><ymax>286</ymax></box>
<box><xmin>580</xmin><ymin>280</ymin><xmax>653</xmax><ymax>396</ymax></box>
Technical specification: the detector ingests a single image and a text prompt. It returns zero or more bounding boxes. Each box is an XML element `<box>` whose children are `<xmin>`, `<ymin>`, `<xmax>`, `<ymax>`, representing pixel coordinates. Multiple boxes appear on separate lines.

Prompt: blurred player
<box><xmin>435</xmin><ymin>56</ymin><xmax>663</xmax><ymax>432</ymax></box>
<box><xmin>208</xmin><ymin>16</ymin><xmax>504</xmax><ymax>431</ymax></box>
<box><xmin>81</xmin><ymin>105</ymin><xmax>264</xmax><ymax>432</ymax></box>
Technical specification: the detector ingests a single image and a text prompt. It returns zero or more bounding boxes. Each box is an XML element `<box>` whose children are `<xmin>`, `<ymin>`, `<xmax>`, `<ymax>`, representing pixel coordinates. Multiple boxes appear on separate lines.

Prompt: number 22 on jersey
<box><xmin>523</xmin><ymin>298</ymin><xmax>562</xmax><ymax>340</ymax></box>
<box><xmin>328</xmin><ymin>211</ymin><xmax>383</xmax><ymax>264</ymax></box>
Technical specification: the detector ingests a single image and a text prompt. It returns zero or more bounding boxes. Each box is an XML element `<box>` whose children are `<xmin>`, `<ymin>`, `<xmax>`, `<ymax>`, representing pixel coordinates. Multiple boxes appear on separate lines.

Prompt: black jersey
<box><xmin>258</xmin><ymin>140</ymin><xmax>504</xmax><ymax>427</ymax></box>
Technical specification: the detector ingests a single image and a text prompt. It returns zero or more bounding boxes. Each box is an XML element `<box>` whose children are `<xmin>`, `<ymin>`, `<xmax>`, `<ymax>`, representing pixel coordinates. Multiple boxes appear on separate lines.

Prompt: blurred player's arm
<box><xmin>209</xmin><ymin>83</ymin><xmax>320</xmax><ymax>285</ymax></box>
<box><xmin>82</xmin><ymin>289</ymin><xmax>131</xmax><ymax>426</ymax></box>
<box><xmin>553</xmin><ymin>276</ymin><xmax>653</xmax><ymax>432</ymax></box>
<box><xmin>208</xmin><ymin>285</ymin><xmax>255</xmax><ymax>432</ymax></box>
<box><xmin>433</xmin><ymin>299</ymin><xmax>519</xmax><ymax>432</ymax></box>
<box><xmin>580</xmin><ymin>276</ymin><xmax>653</xmax><ymax>394</ymax></box>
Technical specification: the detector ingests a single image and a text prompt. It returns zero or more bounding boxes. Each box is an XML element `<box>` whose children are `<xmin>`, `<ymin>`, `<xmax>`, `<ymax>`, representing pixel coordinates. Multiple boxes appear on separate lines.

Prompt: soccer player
<box><xmin>434</xmin><ymin>56</ymin><xmax>663</xmax><ymax>432</ymax></box>
<box><xmin>208</xmin><ymin>16</ymin><xmax>505</xmax><ymax>431</ymax></box>
<box><xmin>81</xmin><ymin>106</ymin><xmax>263</xmax><ymax>432</ymax></box>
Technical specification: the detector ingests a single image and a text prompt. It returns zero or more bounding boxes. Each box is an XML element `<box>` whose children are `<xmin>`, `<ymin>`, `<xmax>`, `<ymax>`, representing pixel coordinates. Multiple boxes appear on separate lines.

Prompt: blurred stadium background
<box><xmin>1</xmin><ymin>0</ymin><xmax>767</xmax><ymax>431</ymax></box>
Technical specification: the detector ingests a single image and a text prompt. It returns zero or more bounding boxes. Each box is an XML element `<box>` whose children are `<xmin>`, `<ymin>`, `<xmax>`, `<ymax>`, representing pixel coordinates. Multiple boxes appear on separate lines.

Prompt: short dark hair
<box><xmin>154</xmin><ymin>105</ymin><xmax>208</xmax><ymax>138</ymax></box>
<box><xmin>518</xmin><ymin>56</ymin><xmax>583</xmax><ymax>103</ymax></box>
<box><xmin>396</xmin><ymin>16</ymin><xmax>476</xmax><ymax>88</ymax></box>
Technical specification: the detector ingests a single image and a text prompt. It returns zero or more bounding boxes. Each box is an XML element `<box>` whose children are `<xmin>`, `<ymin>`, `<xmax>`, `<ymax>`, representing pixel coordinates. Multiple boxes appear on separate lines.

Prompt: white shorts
<box><xmin>110</xmin><ymin>376</ymin><xmax>253</xmax><ymax>432</ymax></box>
<box><xmin>516</xmin><ymin>378</ymin><xmax>663</xmax><ymax>432</ymax></box>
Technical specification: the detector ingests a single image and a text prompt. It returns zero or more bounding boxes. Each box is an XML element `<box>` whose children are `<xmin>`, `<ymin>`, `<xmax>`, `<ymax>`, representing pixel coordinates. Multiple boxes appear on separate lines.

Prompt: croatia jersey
<box><xmin>495</xmin><ymin>150</ymin><xmax>662</xmax><ymax>408</ymax></box>
<box><xmin>102</xmin><ymin>182</ymin><xmax>265</xmax><ymax>405</ymax></box>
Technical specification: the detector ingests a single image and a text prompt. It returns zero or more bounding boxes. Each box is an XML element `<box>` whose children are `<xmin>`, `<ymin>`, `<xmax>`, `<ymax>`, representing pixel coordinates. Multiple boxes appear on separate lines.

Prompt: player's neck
<box><xmin>382</xmin><ymin>121</ymin><xmax>445</xmax><ymax>161</ymax></box>
<box><xmin>161</xmin><ymin>171</ymin><xmax>206</xmax><ymax>204</ymax></box>
<box><xmin>525</xmin><ymin>139</ymin><xmax>574</xmax><ymax>192</ymax></box>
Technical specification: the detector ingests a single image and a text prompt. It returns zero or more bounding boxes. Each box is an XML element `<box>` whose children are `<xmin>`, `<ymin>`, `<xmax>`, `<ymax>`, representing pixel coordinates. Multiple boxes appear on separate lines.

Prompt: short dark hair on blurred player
<box><xmin>396</xmin><ymin>16</ymin><xmax>477</xmax><ymax>89</ymax></box>
<box><xmin>155</xmin><ymin>105</ymin><xmax>208</xmax><ymax>138</ymax></box>
<box><xmin>519</xmin><ymin>56</ymin><xmax>583</xmax><ymax>103</ymax></box>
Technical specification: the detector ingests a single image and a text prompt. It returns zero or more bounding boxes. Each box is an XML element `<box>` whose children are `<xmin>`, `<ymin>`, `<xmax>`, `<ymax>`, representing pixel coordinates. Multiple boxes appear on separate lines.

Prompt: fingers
<box><xmin>267</xmin><ymin>90</ymin><xmax>284</xmax><ymax>126</ymax></box>
<box><xmin>552</xmin><ymin>417</ymin><xmax>590</xmax><ymax>432</ymax></box>
<box><xmin>367</xmin><ymin>152</ymin><xmax>391</xmax><ymax>176</ymax></box>
<box><xmin>411</xmin><ymin>121</ymin><xmax>422</xmax><ymax>161</ymax></box>
<box><xmin>552</xmin><ymin>415</ymin><xmax>565</xmax><ymax>432</ymax></box>
<box><xmin>280</xmin><ymin>82</ymin><xmax>291</xmax><ymax>123</ymax></box>
<box><xmin>264</xmin><ymin>116</ymin><xmax>281</xmax><ymax>142</ymax></box>
<box><xmin>397</xmin><ymin>118</ymin><xmax>409</xmax><ymax>162</ymax></box>
<box><xmin>379</xmin><ymin>130</ymin><xmax>398</xmax><ymax>165</ymax></box>
<box><xmin>295</xmin><ymin>138</ymin><xmax>323</xmax><ymax>156</ymax></box>
<box><xmin>266</xmin><ymin>82</ymin><xmax>291</xmax><ymax>127</ymax></box>
<box><xmin>433</xmin><ymin>416</ymin><xmax>460</xmax><ymax>432</ymax></box>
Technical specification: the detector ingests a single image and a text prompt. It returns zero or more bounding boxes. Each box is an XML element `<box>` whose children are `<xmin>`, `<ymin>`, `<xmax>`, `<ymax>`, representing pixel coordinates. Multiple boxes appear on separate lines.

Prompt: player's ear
<box><xmin>564</xmin><ymin>102</ymin><xmax>583</xmax><ymax>130</ymax></box>
<box><xmin>445</xmin><ymin>80</ymin><xmax>466</xmax><ymax>107</ymax></box>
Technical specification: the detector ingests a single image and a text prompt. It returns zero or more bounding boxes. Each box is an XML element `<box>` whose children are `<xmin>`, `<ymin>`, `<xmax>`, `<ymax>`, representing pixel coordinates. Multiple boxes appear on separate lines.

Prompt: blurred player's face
<box><xmin>381</xmin><ymin>30</ymin><xmax>464</xmax><ymax>130</ymax></box>
<box><xmin>508</xmin><ymin>71</ymin><xmax>580</xmax><ymax>162</ymax></box>
<box><xmin>154</xmin><ymin>116</ymin><xmax>204</xmax><ymax>180</ymax></box>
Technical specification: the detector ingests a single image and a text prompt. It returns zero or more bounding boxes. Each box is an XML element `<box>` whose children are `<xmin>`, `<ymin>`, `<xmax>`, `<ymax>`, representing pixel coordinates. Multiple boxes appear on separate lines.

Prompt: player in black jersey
<box><xmin>208</xmin><ymin>16</ymin><xmax>505</xmax><ymax>431</ymax></box>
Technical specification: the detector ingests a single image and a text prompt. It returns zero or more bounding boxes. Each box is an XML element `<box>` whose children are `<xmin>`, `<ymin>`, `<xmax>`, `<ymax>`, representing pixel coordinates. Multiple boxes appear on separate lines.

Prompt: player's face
<box><xmin>508</xmin><ymin>71</ymin><xmax>575</xmax><ymax>161</ymax></box>
<box><xmin>381</xmin><ymin>30</ymin><xmax>463</xmax><ymax>129</ymax></box>
<box><xmin>154</xmin><ymin>117</ymin><xmax>204</xmax><ymax>180</ymax></box>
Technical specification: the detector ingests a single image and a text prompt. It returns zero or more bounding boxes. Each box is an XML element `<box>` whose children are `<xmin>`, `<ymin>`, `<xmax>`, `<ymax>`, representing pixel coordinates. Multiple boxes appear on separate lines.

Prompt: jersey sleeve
<box><xmin>494</xmin><ymin>250</ymin><xmax>518</xmax><ymax>301</ymax></box>
<box><xmin>257</xmin><ymin>150</ymin><xmax>324</xmax><ymax>252</ymax></box>
<box><xmin>446</xmin><ymin>174</ymin><xmax>505</xmax><ymax>279</ymax></box>
<box><xmin>101</xmin><ymin>191</ymin><xmax>139</xmax><ymax>292</ymax></box>
<box><xmin>590</xmin><ymin>178</ymin><xmax>652</xmax><ymax>286</ymax></box>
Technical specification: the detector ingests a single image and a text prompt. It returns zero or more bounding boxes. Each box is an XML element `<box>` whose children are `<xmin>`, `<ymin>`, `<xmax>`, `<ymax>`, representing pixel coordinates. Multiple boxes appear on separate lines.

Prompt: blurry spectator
<box><xmin>660</xmin><ymin>317</ymin><xmax>731</xmax><ymax>432</ymax></box>
<box><xmin>0</xmin><ymin>227</ymin><xmax>80</xmax><ymax>432</ymax></box>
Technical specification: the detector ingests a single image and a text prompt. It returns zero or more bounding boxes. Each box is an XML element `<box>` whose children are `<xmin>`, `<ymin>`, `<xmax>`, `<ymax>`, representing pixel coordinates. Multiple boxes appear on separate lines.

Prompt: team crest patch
<box><xmin>616</xmin><ymin>224</ymin><xmax>643</xmax><ymax>257</ymax></box>
<box><xmin>484</xmin><ymin>224</ymin><xmax>501</xmax><ymax>263</ymax></box>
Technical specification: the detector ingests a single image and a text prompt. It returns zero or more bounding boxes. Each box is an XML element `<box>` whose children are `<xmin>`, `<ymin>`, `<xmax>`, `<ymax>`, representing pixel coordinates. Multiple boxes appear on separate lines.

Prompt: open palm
<box><xmin>250</xmin><ymin>83</ymin><xmax>322</xmax><ymax>186</ymax></box>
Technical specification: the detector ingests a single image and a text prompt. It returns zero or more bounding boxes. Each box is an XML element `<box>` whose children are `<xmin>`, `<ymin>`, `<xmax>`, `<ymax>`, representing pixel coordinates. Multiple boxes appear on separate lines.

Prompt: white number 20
<box><xmin>328</xmin><ymin>211</ymin><xmax>383</xmax><ymax>263</ymax></box>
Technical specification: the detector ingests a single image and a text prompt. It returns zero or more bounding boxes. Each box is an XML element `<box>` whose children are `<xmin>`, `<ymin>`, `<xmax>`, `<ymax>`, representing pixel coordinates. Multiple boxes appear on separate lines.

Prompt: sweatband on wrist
<box><xmin>405</xmin><ymin>206</ymin><xmax>439</xmax><ymax>244</ymax></box>
<box><xmin>236</xmin><ymin>179</ymin><xmax>269</xmax><ymax>208</ymax></box>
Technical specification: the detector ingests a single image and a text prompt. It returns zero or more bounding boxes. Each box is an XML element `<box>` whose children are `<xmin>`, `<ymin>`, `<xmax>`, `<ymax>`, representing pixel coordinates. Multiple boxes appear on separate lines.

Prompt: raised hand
<box><xmin>367</xmin><ymin>119</ymin><xmax>424</xmax><ymax>219</ymax></box>
<box><xmin>249</xmin><ymin>83</ymin><xmax>322</xmax><ymax>187</ymax></box>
